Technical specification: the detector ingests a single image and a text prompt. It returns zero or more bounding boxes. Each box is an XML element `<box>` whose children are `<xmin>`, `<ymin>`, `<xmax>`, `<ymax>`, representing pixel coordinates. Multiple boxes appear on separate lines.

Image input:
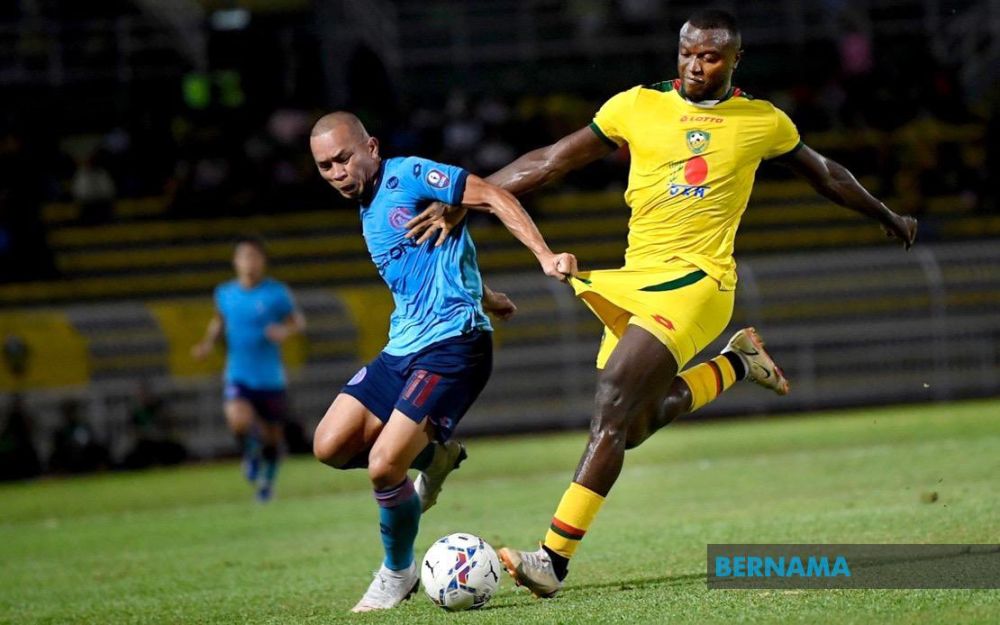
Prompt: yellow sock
<box><xmin>678</xmin><ymin>354</ymin><xmax>738</xmax><ymax>412</ymax></box>
<box><xmin>543</xmin><ymin>482</ymin><xmax>606</xmax><ymax>559</ymax></box>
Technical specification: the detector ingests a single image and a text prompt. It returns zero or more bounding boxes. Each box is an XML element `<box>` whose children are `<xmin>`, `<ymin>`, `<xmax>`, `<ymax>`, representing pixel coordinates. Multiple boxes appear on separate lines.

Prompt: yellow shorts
<box><xmin>570</xmin><ymin>265</ymin><xmax>734</xmax><ymax>369</ymax></box>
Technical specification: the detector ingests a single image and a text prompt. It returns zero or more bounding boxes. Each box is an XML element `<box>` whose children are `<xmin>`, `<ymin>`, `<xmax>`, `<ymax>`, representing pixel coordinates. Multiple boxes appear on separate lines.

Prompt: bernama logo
<box><xmin>715</xmin><ymin>555</ymin><xmax>852</xmax><ymax>578</ymax></box>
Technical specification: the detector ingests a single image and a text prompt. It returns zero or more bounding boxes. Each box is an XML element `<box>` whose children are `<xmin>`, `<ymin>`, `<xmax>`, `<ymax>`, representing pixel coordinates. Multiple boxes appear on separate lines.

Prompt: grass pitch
<box><xmin>2</xmin><ymin>400</ymin><xmax>998</xmax><ymax>624</ymax></box>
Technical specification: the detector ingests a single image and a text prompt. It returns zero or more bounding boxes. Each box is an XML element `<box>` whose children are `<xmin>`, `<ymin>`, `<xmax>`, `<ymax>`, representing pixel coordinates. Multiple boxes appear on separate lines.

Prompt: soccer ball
<box><xmin>420</xmin><ymin>533</ymin><xmax>502</xmax><ymax>611</ymax></box>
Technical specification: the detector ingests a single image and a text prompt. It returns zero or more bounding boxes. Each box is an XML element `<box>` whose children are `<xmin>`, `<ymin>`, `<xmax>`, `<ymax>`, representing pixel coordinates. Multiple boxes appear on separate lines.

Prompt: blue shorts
<box><xmin>224</xmin><ymin>383</ymin><xmax>289</xmax><ymax>424</ymax></box>
<box><xmin>340</xmin><ymin>330</ymin><xmax>493</xmax><ymax>442</ymax></box>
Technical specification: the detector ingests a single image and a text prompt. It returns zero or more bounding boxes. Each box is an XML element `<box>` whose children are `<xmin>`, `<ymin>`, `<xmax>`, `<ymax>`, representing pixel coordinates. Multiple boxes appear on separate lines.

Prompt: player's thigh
<box><xmin>224</xmin><ymin>399</ymin><xmax>256</xmax><ymax>434</ymax></box>
<box><xmin>366</xmin><ymin>409</ymin><xmax>435</xmax><ymax>489</ymax></box>
<box><xmin>596</xmin><ymin>323</ymin><xmax>680</xmax><ymax>420</ymax></box>
<box><xmin>396</xmin><ymin>330</ymin><xmax>493</xmax><ymax>443</ymax></box>
<box><xmin>313</xmin><ymin>393</ymin><xmax>384</xmax><ymax>467</ymax></box>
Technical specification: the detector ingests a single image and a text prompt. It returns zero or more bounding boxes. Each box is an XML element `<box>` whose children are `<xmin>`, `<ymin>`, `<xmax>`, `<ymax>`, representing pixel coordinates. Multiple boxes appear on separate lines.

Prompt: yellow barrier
<box><xmin>0</xmin><ymin>311</ymin><xmax>89</xmax><ymax>391</ymax></box>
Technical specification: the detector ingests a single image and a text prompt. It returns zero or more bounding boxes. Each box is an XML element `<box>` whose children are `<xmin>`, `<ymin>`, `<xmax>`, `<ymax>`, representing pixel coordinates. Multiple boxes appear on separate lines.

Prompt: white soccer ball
<box><xmin>421</xmin><ymin>533</ymin><xmax>502</xmax><ymax>611</ymax></box>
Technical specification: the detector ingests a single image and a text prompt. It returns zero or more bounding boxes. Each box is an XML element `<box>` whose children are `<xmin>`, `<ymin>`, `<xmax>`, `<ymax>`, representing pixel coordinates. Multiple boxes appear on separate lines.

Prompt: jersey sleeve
<box><xmin>213</xmin><ymin>285</ymin><xmax>225</xmax><ymax>316</ymax></box>
<box><xmin>273</xmin><ymin>283</ymin><xmax>295</xmax><ymax>319</ymax></box>
<box><xmin>590</xmin><ymin>87</ymin><xmax>638</xmax><ymax>148</ymax></box>
<box><xmin>400</xmin><ymin>157</ymin><xmax>469</xmax><ymax>206</ymax></box>
<box><xmin>763</xmin><ymin>106</ymin><xmax>803</xmax><ymax>160</ymax></box>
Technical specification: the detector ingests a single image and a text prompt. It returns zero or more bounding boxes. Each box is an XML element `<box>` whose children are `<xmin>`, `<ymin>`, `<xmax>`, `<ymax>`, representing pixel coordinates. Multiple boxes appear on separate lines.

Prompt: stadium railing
<box><xmin>5</xmin><ymin>240</ymin><xmax>998</xmax><ymax>464</ymax></box>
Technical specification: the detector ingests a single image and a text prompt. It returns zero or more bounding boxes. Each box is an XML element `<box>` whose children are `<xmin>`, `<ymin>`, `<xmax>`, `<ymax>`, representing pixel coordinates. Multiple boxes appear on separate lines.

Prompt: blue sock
<box><xmin>374</xmin><ymin>477</ymin><xmax>421</xmax><ymax>571</ymax></box>
<box><xmin>242</xmin><ymin>434</ymin><xmax>261</xmax><ymax>481</ymax></box>
<box><xmin>260</xmin><ymin>444</ymin><xmax>279</xmax><ymax>488</ymax></box>
<box><xmin>244</xmin><ymin>432</ymin><xmax>261</xmax><ymax>458</ymax></box>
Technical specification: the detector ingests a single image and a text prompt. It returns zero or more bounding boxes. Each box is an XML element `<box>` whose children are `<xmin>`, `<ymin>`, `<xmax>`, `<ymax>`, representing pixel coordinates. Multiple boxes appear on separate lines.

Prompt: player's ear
<box><xmin>733</xmin><ymin>48</ymin><xmax>743</xmax><ymax>70</ymax></box>
<box><xmin>367</xmin><ymin>137</ymin><xmax>380</xmax><ymax>159</ymax></box>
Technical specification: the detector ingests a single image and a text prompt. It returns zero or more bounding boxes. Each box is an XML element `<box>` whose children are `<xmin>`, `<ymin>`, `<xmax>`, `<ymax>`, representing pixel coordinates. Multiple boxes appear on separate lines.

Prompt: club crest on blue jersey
<box><xmin>386</xmin><ymin>176</ymin><xmax>399</xmax><ymax>189</ymax></box>
<box><xmin>426</xmin><ymin>169</ymin><xmax>450</xmax><ymax>189</ymax></box>
<box><xmin>388</xmin><ymin>206</ymin><xmax>415</xmax><ymax>229</ymax></box>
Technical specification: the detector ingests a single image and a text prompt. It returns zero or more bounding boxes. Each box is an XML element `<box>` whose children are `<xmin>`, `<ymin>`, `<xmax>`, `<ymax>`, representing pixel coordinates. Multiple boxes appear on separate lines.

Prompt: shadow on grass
<box><xmin>561</xmin><ymin>572</ymin><xmax>705</xmax><ymax>595</ymax></box>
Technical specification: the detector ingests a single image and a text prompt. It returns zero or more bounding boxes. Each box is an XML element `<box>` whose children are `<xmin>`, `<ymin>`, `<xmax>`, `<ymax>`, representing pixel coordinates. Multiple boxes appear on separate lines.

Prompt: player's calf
<box><xmin>414</xmin><ymin>440</ymin><xmax>467</xmax><ymax>512</ymax></box>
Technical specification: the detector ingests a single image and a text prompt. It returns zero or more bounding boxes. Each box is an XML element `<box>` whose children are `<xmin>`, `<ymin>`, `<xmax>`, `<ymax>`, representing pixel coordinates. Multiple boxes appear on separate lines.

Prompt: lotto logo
<box><xmin>426</xmin><ymin>169</ymin><xmax>450</xmax><ymax>189</ymax></box>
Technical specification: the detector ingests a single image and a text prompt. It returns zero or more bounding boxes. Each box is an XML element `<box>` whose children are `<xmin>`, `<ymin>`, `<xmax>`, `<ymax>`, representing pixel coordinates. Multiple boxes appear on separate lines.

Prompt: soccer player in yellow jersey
<box><xmin>407</xmin><ymin>9</ymin><xmax>918</xmax><ymax>597</ymax></box>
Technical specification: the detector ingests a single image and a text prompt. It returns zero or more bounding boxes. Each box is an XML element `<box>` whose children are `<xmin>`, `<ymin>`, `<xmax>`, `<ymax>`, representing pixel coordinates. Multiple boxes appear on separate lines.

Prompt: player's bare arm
<box><xmin>482</xmin><ymin>284</ymin><xmax>517</xmax><ymax>321</ymax></box>
<box><xmin>265</xmin><ymin>310</ymin><xmax>307</xmax><ymax>344</ymax></box>
<box><xmin>191</xmin><ymin>312</ymin><xmax>223</xmax><ymax>361</ymax></box>
<box><xmin>459</xmin><ymin>174</ymin><xmax>578</xmax><ymax>280</ymax></box>
<box><xmin>486</xmin><ymin>125</ymin><xmax>615</xmax><ymax>196</ymax></box>
<box><xmin>406</xmin><ymin>127</ymin><xmax>614</xmax><ymax>245</ymax></box>
<box><xmin>783</xmin><ymin>145</ymin><xmax>918</xmax><ymax>249</ymax></box>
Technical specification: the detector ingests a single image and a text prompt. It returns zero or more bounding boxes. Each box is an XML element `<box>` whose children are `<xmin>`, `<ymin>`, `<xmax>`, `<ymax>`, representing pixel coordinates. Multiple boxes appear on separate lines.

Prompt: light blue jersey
<box><xmin>361</xmin><ymin>156</ymin><xmax>492</xmax><ymax>356</ymax></box>
<box><xmin>215</xmin><ymin>278</ymin><xmax>295</xmax><ymax>389</ymax></box>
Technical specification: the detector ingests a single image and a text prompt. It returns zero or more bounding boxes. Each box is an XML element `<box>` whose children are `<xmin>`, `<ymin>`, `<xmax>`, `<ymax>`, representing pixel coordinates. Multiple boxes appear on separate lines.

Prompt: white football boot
<box><xmin>723</xmin><ymin>327</ymin><xmax>790</xmax><ymax>395</ymax></box>
<box><xmin>414</xmin><ymin>440</ymin><xmax>467</xmax><ymax>512</ymax></box>
<box><xmin>350</xmin><ymin>562</ymin><xmax>419</xmax><ymax>613</ymax></box>
<box><xmin>498</xmin><ymin>544</ymin><xmax>563</xmax><ymax>598</ymax></box>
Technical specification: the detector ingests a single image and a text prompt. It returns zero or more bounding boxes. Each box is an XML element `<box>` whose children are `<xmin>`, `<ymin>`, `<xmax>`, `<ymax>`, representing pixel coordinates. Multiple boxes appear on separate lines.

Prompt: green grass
<box><xmin>2</xmin><ymin>400</ymin><xmax>998</xmax><ymax>624</ymax></box>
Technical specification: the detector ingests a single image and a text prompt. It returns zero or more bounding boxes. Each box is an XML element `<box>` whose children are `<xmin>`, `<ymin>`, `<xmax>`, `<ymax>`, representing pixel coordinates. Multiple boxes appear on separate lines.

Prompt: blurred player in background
<box><xmin>407</xmin><ymin>9</ymin><xmax>918</xmax><ymax>597</ymax></box>
<box><xmin>191</xmin><ymin>236</ymin><xmax>306</xmax><ymax>502</ymax></box>
<box><xmin>308</xmin><ymin>112</ymin><xmax>575</xmax><ymax>612</ymax></box>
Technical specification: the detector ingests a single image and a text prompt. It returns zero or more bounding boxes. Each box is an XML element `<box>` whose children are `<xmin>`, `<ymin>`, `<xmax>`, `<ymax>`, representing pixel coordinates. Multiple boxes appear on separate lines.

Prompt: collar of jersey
<box><xmin>670</xmin><ymin>78</ymin><xmax>739</xmax><ymax>107</ymax></box>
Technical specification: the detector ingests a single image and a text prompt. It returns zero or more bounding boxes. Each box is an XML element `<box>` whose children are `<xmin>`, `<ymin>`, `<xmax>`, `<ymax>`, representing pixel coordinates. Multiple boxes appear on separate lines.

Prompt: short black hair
<box><xmin>686</xmin><ymin>9</ymin><xmax>741</xmax><ymax>43</ymax></box>
<box><xmin>234</xmin><ymin>234</ymin><xmax>268</xmax><ymax>257</ymax></box>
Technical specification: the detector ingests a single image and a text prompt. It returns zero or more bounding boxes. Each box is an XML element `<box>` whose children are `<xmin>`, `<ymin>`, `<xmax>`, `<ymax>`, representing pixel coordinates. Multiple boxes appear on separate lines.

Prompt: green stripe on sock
<box><xmin>549</xmin><ymin>523</ymin><xmax>584</xmax><ymax>541</ymax></box>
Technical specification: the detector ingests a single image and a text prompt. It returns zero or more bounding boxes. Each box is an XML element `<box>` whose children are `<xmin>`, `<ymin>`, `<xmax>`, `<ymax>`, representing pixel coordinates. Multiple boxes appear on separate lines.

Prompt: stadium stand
<box><xmin>1</xmin><ymin>0</ymin><xmax>996</xmax><ymax>472</ymax></box>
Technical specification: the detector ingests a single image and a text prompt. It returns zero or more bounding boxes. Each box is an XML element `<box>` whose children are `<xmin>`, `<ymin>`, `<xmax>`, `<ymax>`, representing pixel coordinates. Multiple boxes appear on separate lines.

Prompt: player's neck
<box><xmin>237</xmin><ymin>275</ymin><xmax>264</xmax><ymax>289</ymax></box>
<box><xmin>360</xmin><ymin>159</ymin><xmax>384</xmax><ymax>207</ymax></box>
<box><xmin>679</xmin><ymin>80</ymin><xmax>734</xmax><ymax>105</ymax></box>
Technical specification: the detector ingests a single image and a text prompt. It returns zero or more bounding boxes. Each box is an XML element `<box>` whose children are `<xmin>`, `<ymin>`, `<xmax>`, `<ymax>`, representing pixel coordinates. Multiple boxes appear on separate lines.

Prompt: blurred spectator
<box><xmin>2</xmin><ymin>333</ymin><xmax>31</xmax><ymax>380</ymax></box>
<box><xmin>71</xmin><ymin>152</ymin><xmax>117</xmax><ymax>223</ymax></box>
<box><xmin>121</xmin><ymin>381</ymin><xmax>187</xmax><ymax>469</ymax></box>
<box><xmin>0</xmin><ymin>394</ymin><xmax>42</xmax><ymax>481</ymax></box>
<box><xmin>48</xmin><ymin>399</ymin><xmax>108</xmax><ymax>473</ymax></box>
<box><xmin>0</xmin><ymin>125</ymin><xmax>56</xmax><ymax>280</ymax></box>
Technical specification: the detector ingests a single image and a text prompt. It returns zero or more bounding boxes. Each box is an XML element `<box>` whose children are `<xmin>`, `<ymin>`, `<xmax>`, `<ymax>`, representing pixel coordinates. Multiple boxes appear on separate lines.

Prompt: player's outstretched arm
<box><xmin>782</xmin><ymin>144</ymin><xmax>918</xmax><ymax>249</ymax></box>
<box><xmin>191</xmin><ymin>313</ymin><xmax>223</xmax><ymax>361</ymax></box>
<box><xmin>460</xmin><ymin>175</ymin><xmax>577</xmax><ymax>281</ymax></box>
<box><xmin>485</xmin><ymin>126</ymin><xmax>616</xmax><ymax>196</ymax></box>
<box><xmin>482</xmin><ymin>284</ymin><xmax>517</xmax><ymax>321</ymax></box>
<box><xmin>265</xmin><ymin>310</ymin><xmax>307</xmax><ymax>344</ymax></box>
<box><xmin>405</xmin><ymin>127</ymin><xmax>614</xmax><ymax>246</ymax></box>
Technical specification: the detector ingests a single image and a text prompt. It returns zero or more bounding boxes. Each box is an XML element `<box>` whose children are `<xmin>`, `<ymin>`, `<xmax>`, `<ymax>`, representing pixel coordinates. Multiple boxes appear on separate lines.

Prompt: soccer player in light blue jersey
<box><xmin>308</xmin><ymin>112</ymin><xmax>576</xmax><ymax>612</ymax></box>
<box><xmin>192</xmin><ymin>236</ymin><xmax>306</xmax><ymax>502</ymax></box>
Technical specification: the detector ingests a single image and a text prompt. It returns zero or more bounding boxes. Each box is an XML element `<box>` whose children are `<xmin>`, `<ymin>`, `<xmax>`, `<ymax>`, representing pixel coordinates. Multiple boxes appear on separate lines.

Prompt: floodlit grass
<box><xmin>2</xmin><ymin>400</ymin><xmax>998</xmax><ymax>624</ymax></box>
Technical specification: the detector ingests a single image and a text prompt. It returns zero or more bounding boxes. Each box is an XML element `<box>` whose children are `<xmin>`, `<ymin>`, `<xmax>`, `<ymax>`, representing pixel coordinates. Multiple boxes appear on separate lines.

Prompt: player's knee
<box><xmin>312</xmin><ymin>435</ymin><xmax>346</xmax><ymax>468</ymax></box>
<box><xmin>593</xmin><ymin>375</ymin><xmax>632</xmax><ymax>428</ymax></box>
<box><xmin>367</xmin><ymin>452</ymin><xmax>407</xmax><ymax>489</ymax></box>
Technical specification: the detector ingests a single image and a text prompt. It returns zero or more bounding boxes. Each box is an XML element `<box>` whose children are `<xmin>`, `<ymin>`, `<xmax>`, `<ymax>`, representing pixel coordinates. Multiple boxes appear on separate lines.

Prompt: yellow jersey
<box><xmin>590</xmin><ymin>79</ymin><xmax>802</xmax><ymax>290</ymax></box>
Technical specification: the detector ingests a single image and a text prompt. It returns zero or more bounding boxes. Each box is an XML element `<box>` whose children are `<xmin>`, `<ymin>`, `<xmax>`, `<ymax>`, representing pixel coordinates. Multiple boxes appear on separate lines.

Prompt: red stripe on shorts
<box><xmin>413</xmin><ymin>373</ymin><xmax>441</xmax><ymax>408</ymax></box>
<box><xmin>402</xmin><ymin>370</ymin><xmax>427</xmax><ymax>401</ymax></box>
